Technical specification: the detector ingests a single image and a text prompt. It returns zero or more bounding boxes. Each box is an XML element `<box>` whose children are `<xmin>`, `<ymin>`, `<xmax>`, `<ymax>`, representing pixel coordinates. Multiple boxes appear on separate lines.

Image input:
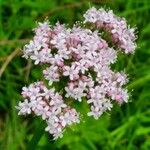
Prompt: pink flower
<box><xmin>17</xmin><ymin>7</ymin><xmax>137</xmax><ymax>140</ymax></box>
<box><xmin>83</xmin><ymin>7</ymin><xmax>137</xmax><ymax>53</ymax></box>
<box><xmin>16</xmin><ymin>99</ymin><xmax>31</xmax><ymax>115</ymax></box>
<box><xmin>63</xmin><ymin>64</ymin><xmax>79</xmax><ymax>80</ymax></box>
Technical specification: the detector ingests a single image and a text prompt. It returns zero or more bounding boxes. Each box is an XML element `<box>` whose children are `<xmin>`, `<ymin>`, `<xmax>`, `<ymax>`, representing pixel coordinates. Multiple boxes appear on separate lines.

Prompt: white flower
<box><xmin>87</xmin><ymin>106</ymin><xmax>102</xmax><ymax>120</ymax></box>
<box><xmin>30</xmin><ymin>49</ymin><xmax>52</xmax><ymax>64</ymax></box>
<box><xmin>50</xmin><ymin>94</ymin><xmax>67</xmax><ymax>111</ymax></box>
<box><xmin>43</xmin><ymin>65</ymin><xmax>60</xmax><ymax>84</ymax></box>
<box><xmin>65</xmin><ymin>81</ymin><xmax>87</xmax><ymax>102</ymax></box>
<box><xmin>16</xmin><ymin>99</ymin><xmax>31</xmax><ymax>115</ymax></box>
<box><xmin>42</xmin><ymin>88</ymin><xmax>55</xmax><ymax>99</ymax></box>
<box><xmin>83</xmin><ymin>7</ymin><xmax>99</xmax><ymax>23</ymax></box>
<box><xmin>63</xmin><ymin>64</ymin><xmax>79</xmax><ymax>80</ymax></box>
<box><xmin>22</xmin><ymin>85</ymin><xmax>40</xmax><ymax>100</ymax></box>
<box><xmin>60</xmin><ymin>109</ymin><xmax>80</xmax><ymax>126</ymax></box>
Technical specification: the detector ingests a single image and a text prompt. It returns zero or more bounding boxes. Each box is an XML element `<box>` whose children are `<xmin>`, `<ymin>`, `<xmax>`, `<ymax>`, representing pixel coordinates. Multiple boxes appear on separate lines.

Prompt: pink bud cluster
<box><xmin>84</xmin><ymin>7</ymin><xmax>137</xmax><ymax>53</ymax></box>
<box><xmin>16</xmin><ymin>7</ymin><xmax>137</xmax><ymax>139</ymax></box>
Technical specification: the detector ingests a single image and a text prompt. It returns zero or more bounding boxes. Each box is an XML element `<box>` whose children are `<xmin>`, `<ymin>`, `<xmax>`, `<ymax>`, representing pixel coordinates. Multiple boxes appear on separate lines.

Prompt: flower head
<box><xmin>16</xmin><ymin>7</ymin><xmax>137</xmax><ymax>140</ymax></box>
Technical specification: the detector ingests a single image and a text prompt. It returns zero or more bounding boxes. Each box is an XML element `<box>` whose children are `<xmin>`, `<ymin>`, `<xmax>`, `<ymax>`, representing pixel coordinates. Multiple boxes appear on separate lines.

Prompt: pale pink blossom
<box><xmin>17</xmin><ymin>7</ymin><xmax>137</xmax><ymax>140</ymax></box>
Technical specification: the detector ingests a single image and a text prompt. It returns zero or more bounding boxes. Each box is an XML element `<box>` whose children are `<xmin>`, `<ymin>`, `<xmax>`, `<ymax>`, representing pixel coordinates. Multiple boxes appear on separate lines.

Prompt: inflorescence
<box><xmin>16</xmin><ymin>7</ymin><xmax>137</xmax><ymax>140</ymax></box>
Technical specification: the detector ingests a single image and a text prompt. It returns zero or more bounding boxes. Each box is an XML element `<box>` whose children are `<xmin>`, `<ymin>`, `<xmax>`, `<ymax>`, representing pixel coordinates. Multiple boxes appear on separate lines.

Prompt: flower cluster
<box><xmin>16</xmin><ymin>81</ymin><xmax>79</xmax><ymax>139</ymax></box>
<box><xmin>16</xmin><ymin>7</ymin><xmax>137</xmax><ymax>139</ymax></box>
<box><xmin>84</xmin><ymin>7</ymin><xmax>137</xmax><ymax>53</ymax></box>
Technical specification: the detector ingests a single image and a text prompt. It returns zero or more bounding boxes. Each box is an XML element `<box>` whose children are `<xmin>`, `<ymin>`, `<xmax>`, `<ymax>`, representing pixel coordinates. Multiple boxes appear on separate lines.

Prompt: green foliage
<box><xmin>0</xmin><ymin>0</ymin><xmax>150</xmax><ymax>149</ymax></box>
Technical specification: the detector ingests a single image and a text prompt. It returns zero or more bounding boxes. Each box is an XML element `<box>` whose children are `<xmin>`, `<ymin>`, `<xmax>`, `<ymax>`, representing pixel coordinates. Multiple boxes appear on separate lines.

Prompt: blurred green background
<box><xmin>0</xmin><ymin>0</ymin><xmax>150</xmax><ymax>150</ymax></box>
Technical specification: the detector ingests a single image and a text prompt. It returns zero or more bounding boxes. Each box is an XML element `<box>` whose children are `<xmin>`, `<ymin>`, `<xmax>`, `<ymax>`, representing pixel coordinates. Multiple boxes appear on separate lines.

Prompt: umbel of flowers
<box><xmin>16</xmin><ymin>7</ymin><xmax>137</xmax><ymax>140</ymax></box>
